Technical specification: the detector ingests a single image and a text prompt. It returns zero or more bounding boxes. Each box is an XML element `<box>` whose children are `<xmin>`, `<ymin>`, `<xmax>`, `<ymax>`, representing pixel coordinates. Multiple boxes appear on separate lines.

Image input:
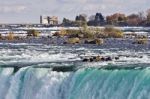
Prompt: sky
<box><xmin>0</xmin><ymin>0</ymin><xmax>149</xmax><ymax>23</ymax></box>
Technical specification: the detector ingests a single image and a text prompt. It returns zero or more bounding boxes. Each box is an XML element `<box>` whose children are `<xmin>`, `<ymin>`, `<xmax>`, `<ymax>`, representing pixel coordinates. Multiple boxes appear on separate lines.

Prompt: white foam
<box><xmin>0</xmin><ymin>44</ymin><xmax>150</xmax><ymax>67</ymax></box>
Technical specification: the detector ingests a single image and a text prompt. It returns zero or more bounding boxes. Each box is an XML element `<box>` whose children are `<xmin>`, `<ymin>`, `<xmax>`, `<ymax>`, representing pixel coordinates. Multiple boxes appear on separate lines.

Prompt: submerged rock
<box><xmin>82</xmin><ymin>58</ymin><xmax>89</xmax><ymax>62</ymax></box>
<box><xmin>67</xmin><ymin>37</ymin><xmax>80</xmax><ymax>44</ymax></box>
<box><xmin>84</xmin><ymin>39</ymin><xmax>104</xmax><ymax>45</ymax></box>
<box><xmin>115</xmin><ymin>57</ymin><xmax>120</xmax><ymax>60</ymax></box>
<box><xmin>133</xmin><ymin>38</ymin><xmax>148</xmax><ymax>44</ymax></box>
<box><xmin>82</xmin><ymin>56</ymin><xmax>113</xmax><ymax>62</ymax></box>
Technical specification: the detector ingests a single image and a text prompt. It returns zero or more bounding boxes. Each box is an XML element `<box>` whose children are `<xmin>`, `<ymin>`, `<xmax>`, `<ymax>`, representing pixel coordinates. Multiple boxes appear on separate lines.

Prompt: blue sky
<box><xmin>0</xmin><ymin>0</ymin><xmax>149</xmax><ymax>23</ymax></box>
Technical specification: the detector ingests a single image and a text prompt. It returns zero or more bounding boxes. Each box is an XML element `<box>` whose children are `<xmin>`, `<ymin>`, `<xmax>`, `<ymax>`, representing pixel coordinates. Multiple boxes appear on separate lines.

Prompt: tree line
<box><xmin>61</xmin><ymin>9</ymin><xmax>150</xmax><ymax>27</ymax></box>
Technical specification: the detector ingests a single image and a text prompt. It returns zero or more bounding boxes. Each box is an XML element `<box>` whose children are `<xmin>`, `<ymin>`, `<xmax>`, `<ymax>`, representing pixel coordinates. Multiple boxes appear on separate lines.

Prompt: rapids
<box><xmin>0</xmin><ymin>42</ymin><xmax>150</xmax><ymax>99</ymax></box>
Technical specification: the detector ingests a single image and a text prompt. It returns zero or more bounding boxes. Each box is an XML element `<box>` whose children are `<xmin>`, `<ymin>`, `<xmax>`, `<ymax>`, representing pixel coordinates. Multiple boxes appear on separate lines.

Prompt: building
<box><xmin>40</xmin><ymin>15</ymin><xmax>58</xmax><ymax>25</ymax></box>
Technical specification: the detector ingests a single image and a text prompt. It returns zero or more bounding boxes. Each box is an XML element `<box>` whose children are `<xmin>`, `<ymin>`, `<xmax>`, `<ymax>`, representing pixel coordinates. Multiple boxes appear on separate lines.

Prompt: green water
<box><xmin>0</xmin><ymin>66</ymin><xmax>150</xmax><ymax>99</ymax></box>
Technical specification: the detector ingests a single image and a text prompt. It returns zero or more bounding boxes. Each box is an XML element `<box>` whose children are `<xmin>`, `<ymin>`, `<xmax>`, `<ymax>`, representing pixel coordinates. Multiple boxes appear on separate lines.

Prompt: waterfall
<box><xmin>65</xmin><ymin>68</ymin><xmax>150</xmax><ymax>99</ymax></box>
<box><xmin>0</xmin><ymin>68</ymin><xmax>14</xmax><ymax>99</ymax></box>
<box><xmin>1</xmin><ymin>67</ymin><xmax>150</xmax><ymax>99</ymax></box>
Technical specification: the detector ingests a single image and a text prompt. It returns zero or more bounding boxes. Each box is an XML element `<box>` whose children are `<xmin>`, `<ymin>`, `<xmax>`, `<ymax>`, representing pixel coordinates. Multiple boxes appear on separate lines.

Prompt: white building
<box><xmin>40</xmin><ymin>15</ymin><xmax>58</xmax><ymax>25</ymax></box>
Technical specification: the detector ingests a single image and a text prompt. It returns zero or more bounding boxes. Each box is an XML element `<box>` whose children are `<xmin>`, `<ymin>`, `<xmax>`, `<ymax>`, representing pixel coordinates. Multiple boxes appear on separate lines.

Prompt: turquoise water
<box><xmin>1</xmin><ymin>66</ymin><xmax>150</xmax><ymax>99</ymax></box>
<box><xmin>0</xmin><ymin>43</ymin><xmax>150</xmax><ymax>99</ymax></box>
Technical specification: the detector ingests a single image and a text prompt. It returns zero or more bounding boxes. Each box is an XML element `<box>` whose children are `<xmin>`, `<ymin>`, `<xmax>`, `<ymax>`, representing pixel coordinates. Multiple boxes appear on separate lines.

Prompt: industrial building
<box><xmin>40</xmin><ymin>15</ymin><xmax>58</xmax><ymax>25</ymax></box>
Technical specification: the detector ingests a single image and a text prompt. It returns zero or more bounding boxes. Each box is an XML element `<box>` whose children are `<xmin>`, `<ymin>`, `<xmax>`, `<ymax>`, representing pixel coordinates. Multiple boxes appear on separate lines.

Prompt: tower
<box><xmin>40</xmin><ymin>15</ymin><xmax>43</xmax><ymax>24</ymax></box>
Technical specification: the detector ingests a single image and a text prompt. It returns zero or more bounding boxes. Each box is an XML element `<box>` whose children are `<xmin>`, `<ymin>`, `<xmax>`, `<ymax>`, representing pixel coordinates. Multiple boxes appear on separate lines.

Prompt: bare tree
<box><xmin>138</xmin><ymin>11</ymin><xmax>145</xmax><ymax>20</ymax></box>
<box><xmin>147</xmin><ymin>9</ymin><xmax>150</xmax><ymax>22</ymax></box>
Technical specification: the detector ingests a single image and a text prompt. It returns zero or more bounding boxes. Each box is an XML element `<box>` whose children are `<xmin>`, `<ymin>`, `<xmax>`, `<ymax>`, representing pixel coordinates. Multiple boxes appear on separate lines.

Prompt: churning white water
<box><xmin>0</xmin><ymin>42</ymin><xmax>150</xmax><ymax>99</ymax></box>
